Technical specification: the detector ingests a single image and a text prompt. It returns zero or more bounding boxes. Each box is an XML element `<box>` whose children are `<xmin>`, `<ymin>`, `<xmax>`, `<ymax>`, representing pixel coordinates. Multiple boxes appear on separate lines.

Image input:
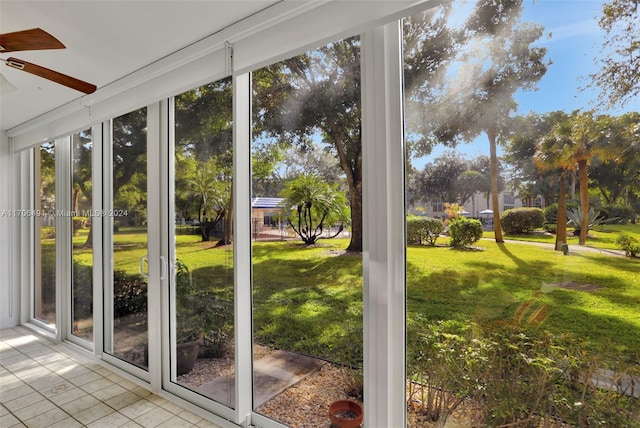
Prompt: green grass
<box><xmin>69</xmin><ymin>229</ymin><xmax>640</xmax><ymax>364</ymax></box>
<box><xmin>483</xmin><ymin>223</ymin><xmax>640</xmax><ymax>250</ymax></box>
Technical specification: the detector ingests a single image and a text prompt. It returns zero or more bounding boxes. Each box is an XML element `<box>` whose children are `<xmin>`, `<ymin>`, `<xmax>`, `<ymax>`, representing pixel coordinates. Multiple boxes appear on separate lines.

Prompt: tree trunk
<box><xmin>487</xmin><ymin>129</ymin><xmax>503</xmax><ymax>243</ymax></box>
<box><xmin>570</xmin><ymin>169</ymin><xmax>577</xmax><ymax>200</ymax></box>
<box><xmin>346</xmin><ymin>180</ymin><xmax>363</xmax><ymax>252</ymax></box>
<box><xmin>72</xmin><ymin>187</ymin><xmax>80</xmax><ymax>214</ymax></box>
<box><xmin>578</xmin><ymin>159</ymin><xmax>589</xmax><ymax>245</ymax></box>
<box><xmin>555</xmin><ymin>172</ymin><xmax>567</xmax><ymax>251</ymax></box>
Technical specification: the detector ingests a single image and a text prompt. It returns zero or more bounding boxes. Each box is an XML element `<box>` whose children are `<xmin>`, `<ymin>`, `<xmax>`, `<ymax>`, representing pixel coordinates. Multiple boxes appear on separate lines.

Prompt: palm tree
<box><xmin>279</xmin><ymin>174</ymin><xmax>347</xmax><ymax>245</ymax></box>
<box><xmin>535</xmin><ymin>126</ymin><xmax>573</xmax><ymax>251</ymax></box>
<box><xmin>563</xmin><ymin>112</ymin><xmax>613</xmax><ymax>245</ymax></box>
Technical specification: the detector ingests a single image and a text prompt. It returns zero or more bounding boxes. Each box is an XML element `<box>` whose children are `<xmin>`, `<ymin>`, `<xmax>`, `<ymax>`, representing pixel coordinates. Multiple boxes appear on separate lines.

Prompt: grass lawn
<box><xmin>483</xmin><ymin>223</ymin><xmax>640</xmax><ymax>250</ymax></box>
<box><xmin>71</xmin><ymin>229</ymin><xmax>640</xmax><ymax>365</ymax></box>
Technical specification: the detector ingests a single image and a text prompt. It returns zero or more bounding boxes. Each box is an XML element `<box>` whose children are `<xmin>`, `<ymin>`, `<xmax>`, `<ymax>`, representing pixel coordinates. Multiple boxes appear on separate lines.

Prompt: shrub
<box><xmin>544</xmin><ymin>202</ymin><xmax>577</xmax><ymax>224</ymax></box>
<box><xmin>601</xmin><ymin>204</ymin><xmax>634</xmax><ymax>223</ymax></box>
<box><xmin>407</xmin><ymin>320</ymin><xmax>640</xmax><ymax>427</ymax></box>
<box><xmin>113</xmin><ymin>270</ymin><xmax>147</xmax><ymax>317</ymax></box>
<box><xmin>615</xmin><ymin>234</ymin><xmax>640</xmax><ymax>257</ymax></box>
<box><xmin>501</xmin><ymin>207</ymin><xmax>545</xmax><ymax>234</ymax></box>
<box><xmin>449</xmin><ymin>217</ymin><xmax>483</xmax><ymax>247</ymax></box>
<box><xmin>406</xmin><ymin>216</ymin><xmax>444</xmax><ymax>246</ymax></box>
<box><xmin>40</xmin><ymin>226</ymin><xmax>56</xmax><ymax>240</ymax></box>
<box><xmin>72</xmin><ymin>262</ymin><xmax>93</xmax><ymax>320</ymax></box>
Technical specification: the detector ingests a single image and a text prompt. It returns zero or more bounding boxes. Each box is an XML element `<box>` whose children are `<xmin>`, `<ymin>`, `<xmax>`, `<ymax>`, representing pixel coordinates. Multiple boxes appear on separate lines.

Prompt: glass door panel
<box><xmin>168</xmin><ymin>79</ymin><xmax>235</xmax><ymax>407</ymax></box>
<box><xmin>34</xmin><ymin>141</ymin><xmax>56</xmax><ymax>326</ymax></box>
<box><xmin>71</xmin><ymin>130</ymin><xmax>94</xmax><ymax>341</ymax></box>
<box><xmin>105</xmin><ymin>107</ymin><xmax>149</xmax><ymax>370</ymax></box>
<box><xmin>251</xmin><ymin>38</ymin><xmax>364</xmax><ymax>427</ymax></box>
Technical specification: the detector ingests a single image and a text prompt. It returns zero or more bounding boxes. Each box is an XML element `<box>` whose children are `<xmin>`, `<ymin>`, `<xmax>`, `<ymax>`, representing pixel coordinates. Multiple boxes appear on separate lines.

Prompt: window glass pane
<box><xmin>170</xmin><ymin>78</ymin><xmax>235</xmax><ymax>407</ymax></box>
<box><xmin>72</xmin><ymin>130</ymin><xmax>93</xmax><ymax>341</ymax></box>
<box><xmin>403</xmin><ymin>2</ymin><xmax>640</xmax><ymax>426</ymax></box>
<box><xmin>251</xmin><ymin>36</ymin><xmax>364</xmax><ymax>426</ymax></box>
<box><xmin>107</xmin><ymin>107</ymin><xmax>149</xmax><ymax>369</ymax></box>
<box><xmin>35</xmin><ymin>141</ymin><xmax>56</xmax><ymax>325</ymax></box>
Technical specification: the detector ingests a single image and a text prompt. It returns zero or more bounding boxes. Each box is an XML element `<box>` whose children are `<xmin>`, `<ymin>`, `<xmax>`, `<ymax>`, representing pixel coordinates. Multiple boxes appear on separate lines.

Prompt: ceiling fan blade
<box><xmin>5</xmin><ymin>57</ymin><xmax>96</xmax><ymax>94</ymax></box>
<box><xmin>0</xmin><ymin>28</ymin><xmax>65</xmax><ymax>53</ymax></box>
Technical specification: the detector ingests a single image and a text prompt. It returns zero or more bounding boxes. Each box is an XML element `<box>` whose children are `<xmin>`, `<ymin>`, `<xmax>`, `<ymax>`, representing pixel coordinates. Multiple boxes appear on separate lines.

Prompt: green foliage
<box><xmin>543</xmin><ymin>201</ymin><xmax>578</xmax><ymax>224</ymax></box>
<box><xmin>406</xmin><ymin>216</ymin><xmax>444</xmax><ymax>246</ymax></box>
<box><xmin>40</xmin><ymin>226</ymin><xmax>56</xmax><ymax>240</ymax></box>
<box><xmin>448</xmin><ymin>217</ymin><xmax>483</xmax><ymax>247</ymax></box>
<box><xmin>174</xmin><ymin>259</ymin><xmax>232</xmax><ymax>356</ymax></box>
<box><xmin>72</xmin><ymin>262</ymin><xmax>93</xmax><ymax>320</ymax></box>
<box><xmin>501</xmin><ymin>207</ymin><xmax>545</xmax><ymax>234</ymax></box>
<box><xmin>568</xmin><ymin>206</ymin><xmax>618</xmax><ymax>234</ymax></box>
<box><xmin>601</xmin><ymin>204</ymin><xmax>635</xmax><ymax>223</ymax></box>
<box><xmin>113</xmin><ymin>270</ymin><xmax>147</xmax><ymax>318</ymax></box>
<box><xmin>174</xmin><ymin>225</ymin><xmax>201</xmax><ymax>236</ymax></box>
<box><xmin>408</xmin><ymin>320</ymin><xmax>640</xmax><ymax>427</ymax></box>
<box><xmin>279</xmin><ymin>174</ymin><xmax>348</xmax><ymax>245</ymax></box>
<box><xmin>615</xmin><ymin>234</ymin><xmax>640</xmax><ymax>257</ymax></box>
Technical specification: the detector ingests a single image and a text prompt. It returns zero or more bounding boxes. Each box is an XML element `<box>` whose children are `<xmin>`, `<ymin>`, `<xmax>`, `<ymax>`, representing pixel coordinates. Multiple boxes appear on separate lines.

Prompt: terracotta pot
<box><xmin>329</xmin><ymin>399</ymin><xmax>363</xmax><ymax>428</ymax></box>
<box><xmin>176</xmin><ymin>340</ymin><xmax>200</xmax><ymax>375</ymax></box>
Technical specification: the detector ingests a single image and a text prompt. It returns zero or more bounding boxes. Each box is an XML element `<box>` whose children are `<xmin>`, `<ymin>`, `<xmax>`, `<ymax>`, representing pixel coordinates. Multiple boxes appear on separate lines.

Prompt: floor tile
<box><xmin>120</xmin><ymin>399</ymin><xmax>157</xmax><ymax>419</ymax></box>
<box><xmin>22</xmin><ymin>407</ymin><xmax>69</xmax><ymax>428</ymax></box>
<box><xmin>59</xmin><ymin>394</ymin><xmax>101</xmax><ymax>414</ymax></box>
<box><xmin>3</xmin><ymin>391</ymin><xmax>44</xmax><ymax>412</ymax></box>
<box><xmin>12</xmin><ymin>398</ymin><xmax>55</xmax><ymax>421</ymax></box>
<box><xmin>86</xmin><ymin>410</ymin><xmax>132</xmax><ymax>428</ymax></box>
<box><xmin>74</xmin><ymin>402</ymin><xmax>115</xmax><ymax>425</ymax></box>
<box><xmin>104</xmin><ymin>391</ymin><xmax>144</xmax><ymax>410</ymax></box>
<box><xmin>0</xmin><ymin>328</ymin><xmax>221</xmax><ymax>428</ymax></box>
<box><xmin>134</xmin><ymin>407</ymin><xmax>174</xmax><ymax>427</ymax></box>
<box><xmin>47</xmin><ymin>386</ymin><xmax>89</xmax><ymax>406</ymax></box>
<box><xmin>155</xmin><ymin>414</ymin><xmax>196</xmax><ymax>427</ymax></box>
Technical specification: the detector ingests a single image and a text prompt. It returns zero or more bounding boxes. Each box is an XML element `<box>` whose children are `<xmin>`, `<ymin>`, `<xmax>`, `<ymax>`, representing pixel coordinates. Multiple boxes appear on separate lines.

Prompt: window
<box><xmin>34</xmin><ymin>141</ymin><xmax>56</xmax><ymax>326</ymax></box>
<box><xmin>71</xmin><ymin>130</ymin><xmax>94</xmax><ymax>341</ymax></box>
<box><xmin>251</xmin><ymin>36</ymin><xmax>364</xmax><ymax>427</ymax></box>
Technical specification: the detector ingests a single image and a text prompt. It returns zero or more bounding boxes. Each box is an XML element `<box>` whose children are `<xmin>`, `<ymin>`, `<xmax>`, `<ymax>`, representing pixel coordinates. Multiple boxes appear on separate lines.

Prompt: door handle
<box><xmin>139</xmin><ymin>254</ymin><xmax>149</xmax><ymax>278</ymax></box>
<box><xmin>160</xmin><ymin>256</ymin><xmax>167</xmax><ymax>281</ymax></box>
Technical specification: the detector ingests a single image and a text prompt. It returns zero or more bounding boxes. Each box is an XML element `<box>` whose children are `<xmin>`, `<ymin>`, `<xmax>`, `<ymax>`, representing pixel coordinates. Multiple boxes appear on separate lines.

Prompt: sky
<box><xmin>415</xmin><ymin>0</ymin><xmax>639</xmax><ymax>167</ymax></box>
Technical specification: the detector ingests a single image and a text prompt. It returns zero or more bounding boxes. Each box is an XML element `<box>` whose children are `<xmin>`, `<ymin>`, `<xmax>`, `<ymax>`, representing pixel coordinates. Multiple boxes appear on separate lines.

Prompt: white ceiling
<box><xmin>0</xmin><ymin>0</ymin><xmax>280</xmax><ymax>131</ymax></box>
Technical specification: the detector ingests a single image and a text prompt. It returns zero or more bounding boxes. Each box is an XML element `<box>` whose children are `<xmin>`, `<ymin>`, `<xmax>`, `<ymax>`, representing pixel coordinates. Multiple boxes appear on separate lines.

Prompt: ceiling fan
<box><xmin>0</xmin><ymin>28</ymin><xmax>97</xmax><ymax>95</ymax></box>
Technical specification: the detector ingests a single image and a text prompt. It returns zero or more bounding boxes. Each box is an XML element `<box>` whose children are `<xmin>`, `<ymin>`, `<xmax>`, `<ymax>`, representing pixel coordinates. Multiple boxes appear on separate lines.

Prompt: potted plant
<box><xmin>174</xmin><ymin>260</ymin><xmax>233</xmax><ymax>374</ymax></box>
<box><xmin>329</xmin><ymin>399</ymin><xmax>363</xmax><ymax>428</ymax></box>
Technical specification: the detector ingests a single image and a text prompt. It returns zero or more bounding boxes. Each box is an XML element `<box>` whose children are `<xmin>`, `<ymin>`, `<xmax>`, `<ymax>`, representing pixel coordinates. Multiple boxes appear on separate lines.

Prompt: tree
<box><xmin>112</xmin><ymin>108</ymin><xmax>148</xmax><ymax>226</ymax></box>
<box><xmin>561</xmin><ymin>112</ymin><xmax>614</xmax><ymax>245</ymax></box>
<box><xmin>254</xmin><ymin>37</ymin><xmax>363</xmax><ymax>252</ymax></box>
<box><xmin>535</xmin><ymin>125</ymin><xmax>573</xmax><ymax>251</ymax></box>
<box><xmin>589</xmin><ymin>112</ymin><xmax>640</xmax><ymax>205</ymax></box>
<box><xmin>450</xmin><ymin>0</ymin><xmax>549</xmax><ymax>243</ymax></box>
<box><xmin>174</xmin><ymin>79</ymin><xmax>234</xmax><ymax>244</ymax></box>
<box><xmin>419</xmin><ymin>151</ymin><xmax>469</xmax><ymax>203</ymax></box>
<box><xmin>279</xmin><ymin>174</ymin><xmax>347</xmax><ymax>245</ymax></box>
<box><xmin>590</xmin><ymin>0</ymin><xmax>640</xmax><ymax>108</ymax></box>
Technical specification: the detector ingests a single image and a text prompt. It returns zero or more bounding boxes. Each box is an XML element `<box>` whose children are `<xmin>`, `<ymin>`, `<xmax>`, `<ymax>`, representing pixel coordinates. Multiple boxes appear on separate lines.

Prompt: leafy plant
<box><xmin>174</xmin><ymin>259</ymin><xmax>232</xmax><ymax>356</ymax></box>
<box><xmin>279</xmin><ymin>174</ymin><xmax>348</xmax><ymax>245</ymax></box>
<box><xmin>567</xmin><ymin>206</ymin><xmax>617</xmax><ymax>235</ymax></box>
<box><xmin>448</xmin><ymin>217</ymin><xmax>483</xmax><ymax>247</ymax></box>
<box><xmin>406</xmin><ymin>216</ymin><xmax>444</xmax><ymax>246</ymax></box>
<box><xmin>500</xmin><ymin>207</ymin><xmax>545</xmax><ymax>234</ymax></box>
<box><xmin>615</xmin><ymin>234</ymin><xmax>640</xmax><ymax>257</ymax></box>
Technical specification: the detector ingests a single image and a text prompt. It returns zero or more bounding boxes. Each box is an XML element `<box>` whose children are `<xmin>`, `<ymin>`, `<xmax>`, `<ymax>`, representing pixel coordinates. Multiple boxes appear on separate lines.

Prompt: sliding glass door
<box><xmin>103</xmin><ymin>107</ymin><xmax>150</xmax><ymax>373</ymax></box>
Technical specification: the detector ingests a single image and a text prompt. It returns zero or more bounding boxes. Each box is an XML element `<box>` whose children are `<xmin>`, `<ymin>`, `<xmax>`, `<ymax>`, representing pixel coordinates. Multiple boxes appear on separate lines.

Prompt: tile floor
<box><xmin>0</xmin><ymin>327</ymin><xmax>223</xmax><ymax>428</ymax></box>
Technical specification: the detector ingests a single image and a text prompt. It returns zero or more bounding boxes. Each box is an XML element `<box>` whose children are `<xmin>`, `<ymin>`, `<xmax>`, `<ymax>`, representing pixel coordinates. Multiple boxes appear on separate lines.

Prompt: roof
<box><xmin>251</xmin><ymin>197</ymin><xmax>284</xmax><ymax>209</ymax></box>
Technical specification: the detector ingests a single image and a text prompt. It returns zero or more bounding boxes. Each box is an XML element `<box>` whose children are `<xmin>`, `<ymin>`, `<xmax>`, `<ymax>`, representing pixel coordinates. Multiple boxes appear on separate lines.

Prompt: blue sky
<box><xmin>415</xmin><ymin>0</ymin><xmax>638</xmax><ymax>166</ymax></box>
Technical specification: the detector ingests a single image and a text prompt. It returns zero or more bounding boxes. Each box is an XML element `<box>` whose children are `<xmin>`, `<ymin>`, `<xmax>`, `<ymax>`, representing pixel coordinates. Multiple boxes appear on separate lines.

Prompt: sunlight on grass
<box><xmin>73</xmin><ymin>228</ymin><xmax>639</xmax><ymax>363</ymax></box>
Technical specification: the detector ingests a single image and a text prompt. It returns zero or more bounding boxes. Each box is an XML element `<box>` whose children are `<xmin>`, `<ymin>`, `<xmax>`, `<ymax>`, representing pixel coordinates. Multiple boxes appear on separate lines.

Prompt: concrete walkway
<box><xmin>195</xmin><ymin>350</ymin><xmax>325</xmax><ymax>408</ymax></box>
<box><xmin>482</xmin><ymin>238</ymin><xmax>628</xmax><ymax>257</ymax></box>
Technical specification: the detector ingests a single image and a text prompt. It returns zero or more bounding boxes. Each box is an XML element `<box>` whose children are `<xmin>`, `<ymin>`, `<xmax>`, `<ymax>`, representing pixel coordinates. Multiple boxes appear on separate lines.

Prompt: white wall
<box><xmin>0</xmin><ymin>132</ymin><xmax>19</xmax><ymax>328</ymax></box>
